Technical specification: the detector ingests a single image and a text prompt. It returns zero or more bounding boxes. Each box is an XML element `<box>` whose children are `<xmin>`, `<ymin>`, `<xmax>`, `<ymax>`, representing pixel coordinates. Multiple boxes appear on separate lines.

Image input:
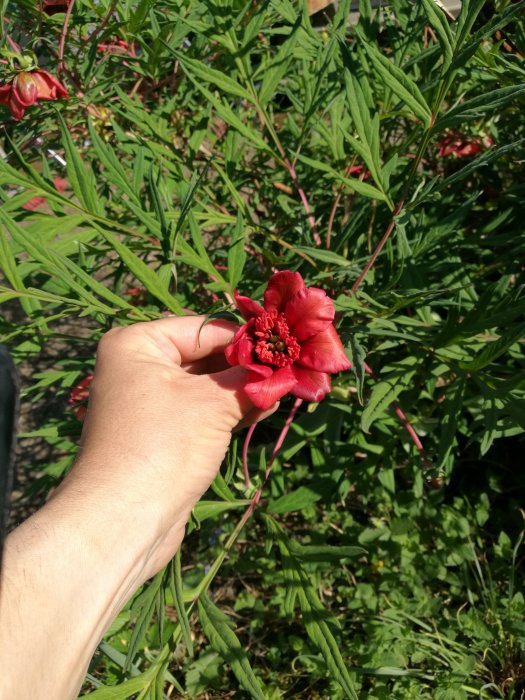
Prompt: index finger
<box><xmin>133</xmin><ymin>315</ymin><xmax>239</xmax><ymax>366</ymax></box>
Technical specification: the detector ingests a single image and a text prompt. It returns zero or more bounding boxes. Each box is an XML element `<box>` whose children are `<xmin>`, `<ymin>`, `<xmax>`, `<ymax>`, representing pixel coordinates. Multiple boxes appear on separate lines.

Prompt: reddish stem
<box><xmin>242</xmin><ymin>422</ymin><xmax>257</xmax><ymax>489</ymax></box>
<box><xmin>352</xmin><ymin>199</ymin><xmax>404</xmax><ymax>293</ymax></box>
<box><xmin>284</xmin><ymin>159</ymin><xmax>321</xmax><ymax>246</ymax></box>
<box><xmin>241</xmin><ymin>397</ymin><xmax>303</xmax><ymax>495</ymax></box>
<box><xmin>58</xmin><ymin>0</ymin><xmax>76</xmax><ymax>76</ymax></box>
<box><xmin>363</xmin><ymin>361</ymin><xmax>431</xmax><ymax>468</ymax></box>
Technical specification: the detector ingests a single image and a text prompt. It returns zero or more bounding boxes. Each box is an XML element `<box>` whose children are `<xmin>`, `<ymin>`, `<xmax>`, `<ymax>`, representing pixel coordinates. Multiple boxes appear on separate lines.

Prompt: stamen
<box><xmin>254</xmin><ymin>312</ymin><xmax>300</xmax><ymax>367</ymax></box>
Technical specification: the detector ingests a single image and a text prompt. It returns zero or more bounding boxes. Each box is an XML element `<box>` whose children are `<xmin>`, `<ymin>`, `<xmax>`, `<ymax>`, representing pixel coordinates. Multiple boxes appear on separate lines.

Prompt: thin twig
<box><xmin>284</xmin><ymin>159</ymin><xmax>321</xmax><ymax>246</ymax></box>
<box><xmin>57</xmin><ymin>0</ymin><xmax>76</xmax><ymax>76</ymax></box>
<box><xmin>242</xmin><ymin>422</ymin><xmax>257</xmax><ymax>489</ymax></box>
<box><xmin>364</xmin><ymin>361</ymin><xmax>432</xmax><ymax>468</ymax></box>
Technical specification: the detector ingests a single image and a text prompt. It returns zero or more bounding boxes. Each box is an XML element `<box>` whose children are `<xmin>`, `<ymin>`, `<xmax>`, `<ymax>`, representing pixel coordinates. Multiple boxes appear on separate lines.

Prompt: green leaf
<box><xmin>434</xmin><ymin>84</ymin><xmax>525</xmax><ymax>131</ymax></box>
<box><xmin>348</xmin><ymin>333</ymin><xmax>366</xmax><ymax>405</ymax></box>
<box><xmin>169</xmin><ymin>549</ymin><xmax>194</xmax><ymax>657</ymax></box>
<box><xmin>436</xmin><ymin>376</ymin><xmax>466</xmax><ymax>471</ymax></box>
<box><xmin>0</xmin><ymin>225</ymin><xmax>40</xmax><ymax>317</ymax></box>
<box><xmin>339</xmin><ymin>42</ymin><xmax>385</xmax><ymax>188</ymax></box>
<box><xmin>357</xmin><ymin>33</ymin><xmax>432</xmax><ymax>128</ymax></box>
<box><xmin>227</xmin><ymin>212</ymin><xmax>247</xmax><ymax>290</ymax></box>
<box><xmin>258</xmin><ymin>18</ymin><xmax>300</xmax><ymax>105</ymax></box>
<box><xmin>124</xmin><ymin>570</ymin><xmax>166</xmax><ymax>672</ymax></box>
<box><xmin>296</xmin><ymin>153</ymin><xmax>389</xmax><ymax>202</ymax></box>
<box><xmin>198</xmin><ymin>594</ymin><xmax>266</xmax><ymax>700</ymax></box>
<box><xmin>361</xmin><ymin>357</ymin><xmax>419</xmax><ymax>432</ymax></box>
<box><xmin>58</xmin><ymin>115</ymin><xmax>104</xmax><ymax>216</ymax></box>
<box><xmin>267</xmin><ymin>486</ymin><xmax>322</xmax><ymax>514</ymax></box>
<box><xmin>193</xmin><ymin>499</ymin><xmax>252</xmax><ymax>522</ymax></box>
<box><xmin>436</xmin><ymin>138</ymin><xmax>525</xmax><ymax>192</ymax></box>
<box><xmin>420</xmin><ymin>0</ymin><xmax>454</xmax><ymax>69</ymax></box>
<box><xmin>93</xmin><ymin>225</ymin><xmax>184</xmax><ymax>314</ymax></box>
<box><xmin>84</xmin><ymin>647</ymin><xmax>169</xmax><ymax>699</ymax></box>
<box><xmin>172</xmin><ymin>50</ymin><xmax>254</xmax><ymax>102</ymax></box>
<box><xmin>459</xmin><ymin>325</ymin><xmax>525</xmax><ymax>372</ymax></box>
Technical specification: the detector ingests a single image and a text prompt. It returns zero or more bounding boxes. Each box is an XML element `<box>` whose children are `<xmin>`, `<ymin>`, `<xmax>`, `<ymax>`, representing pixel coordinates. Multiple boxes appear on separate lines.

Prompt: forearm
<box><xmin>0</xmin><ymin>469</ymin><xmax>177</xmax><ymax>700</ymax></box>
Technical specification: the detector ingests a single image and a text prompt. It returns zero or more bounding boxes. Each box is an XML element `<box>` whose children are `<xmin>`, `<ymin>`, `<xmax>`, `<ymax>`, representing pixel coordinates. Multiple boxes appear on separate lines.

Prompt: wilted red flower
<box><xmin>22</xmin><ymin>177</ymin><xmax>67</xmax><ymax>211</ymax></box>
<box><xmin>0</xmin><ymin>70</ymin><xmax>68</xmax><ymax>120</ymax></box>
<box><xmin>225</xmin><ymin>271</ymin><xmax>350</xmax><ymax>410</ymax></box>
<box><xmin>68</xmin><ymin>374</ymin><xmax>93</xmax><ymax>421</ymax></box>
<box><xmin>436</xmin><ymin>133</ymin><xmax>483</xmax><ymax>158</ymax></box>
<box><xmin>41</xmin><ymin>0</ymin><xmax>71</xmax><ymax>15</ymax></box>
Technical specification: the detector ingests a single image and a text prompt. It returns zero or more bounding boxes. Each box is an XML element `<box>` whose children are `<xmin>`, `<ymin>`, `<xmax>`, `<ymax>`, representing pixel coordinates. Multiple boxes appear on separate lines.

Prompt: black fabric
<box><xmin>0</xmin><ymin>345</ymin><xmax>19</xmax><ymax>570</ymax></box>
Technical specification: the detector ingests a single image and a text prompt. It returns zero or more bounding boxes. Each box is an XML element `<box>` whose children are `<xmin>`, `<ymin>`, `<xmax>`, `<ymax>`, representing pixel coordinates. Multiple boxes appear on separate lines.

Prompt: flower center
<box><xmin>254</xmin><ymin>311</ymin><xmax>300</xmax><ymax>367</ymax></box>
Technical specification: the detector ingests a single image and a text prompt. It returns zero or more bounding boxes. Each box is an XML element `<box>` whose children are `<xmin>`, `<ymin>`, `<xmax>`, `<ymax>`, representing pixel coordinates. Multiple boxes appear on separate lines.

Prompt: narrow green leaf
<box><xmin>0</xmin><ymin>226</ymin><xmax>40</xmax><ymax>316</ymax></box>
<box><xmin>125</xmin><ymin>570</ymin><xmax>166</xmax><ymax>672</ymax></box>
<box><xmin>348</xmin><ymin>333</ymin><xmax>366</xmax><ymax>405</ymax></box>
<box><xmin>459</xmin><ymin>325</ymin><xmax>525</xmax><ymax>372</ymax></box>
<box><xmin>170</xmin><ymin>550</ymin><xmax>194</xmax><ymax>657</ymax></box>
<box><xmin>434</xmin><ymin>84</ymin><xmax>525</xmax><ymax>131</ymax></box>
<box><xmin>421</xmin><ymin>0</ymin><xmax>454</xmax><ymax>69</ymax></box>
<box><xmin>298</xmin><ymin>587</ymin><xmax>359</xmax><ymax>699</ymax></box>
<box><xmin>436</xmin><ymin>376</ymin><xmax>466</xmax><ymax>470</ymax></box>
<box><xmin>85</xmin><ymin>648</ymin><xmax>169</xmax><ymax>699</ymax></box>
<box><xmin>357</xmin><ymin>36</ymin><xmax>432</xmax><ymax>128</ymax></box>
<box><xmin>361</xmin><ymin>357</ymin><xmax>419</xmax><ymax>432</ymax></box>
<box><xmin>436</xmin><ymin>138</ymin><xmax>525</xmax><ymax>192</ymax></box>
<box><xmin>198</xmin><ymin>594</ymin><xmax>266</xmax><ymax>700</ymax></box>
<box><xmin>93</xmin><ymin>225</ymin><xmax>184</xmax><ymax>314</ymax></box>
<box><xmin>267</xmin><ymin>486</ymin><xmax>321</xmax><ymax>514</ymax></box>
<box><xmin>296</xmin><ymin>153</ymin><xmax>388</xmax><ymax>202</ymax></box>
<box><xmin>227</xmin><ymin>212</ymin><xmax>247</xmax><ymax>290</ymax></box>
<box><xmin>193</xmin><ymin>499</ymin><xmax>251</xmax><ymax>522</ymax></box>
<box><xmin>258</xmin><ymin>18</ymin><xmax>300</xmax><ymax>105</ymax></box>
<box><xmin>172</xmin><ymin>50</ymin><xmax>254</xmax><ymax>102</ymax></box>
<box><xmin>58</xmin><ymin>115</ymin><xmax>103</xmax><ymax>215</ymax></box>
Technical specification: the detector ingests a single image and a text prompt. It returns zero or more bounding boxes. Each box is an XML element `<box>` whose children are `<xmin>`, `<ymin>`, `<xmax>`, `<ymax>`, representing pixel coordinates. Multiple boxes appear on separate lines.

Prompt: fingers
<box><xmin>98</xmin><ymin>316</ymin><xmax>239</xmax><ymax>367</ymax></box>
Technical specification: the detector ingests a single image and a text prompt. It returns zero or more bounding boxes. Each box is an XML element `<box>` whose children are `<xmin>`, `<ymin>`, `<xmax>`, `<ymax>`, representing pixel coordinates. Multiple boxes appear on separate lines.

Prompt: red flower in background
<box><xmin>68</xmin><ymin>374</ymin><xmax>93</xmax><ymax>422</ymax></box>
<box><xmin>22</xmin><ymin>177</ymin><xmax>67</xmax><ymax>211</ymax></box>
<box><xmin>225</xmin><ymin>271</ymin><xmax>350</xmax><ymax>410</ymax></box>
<box><xmin>41</xmin><ymin>0</ymin><xmax>71</xmax><ymax>15</ymax></box>
<box><xmin>436</xmin><ymin>132</ymin><xmax>484</xmax><ymax>158</ymax></box>
<box><xmin>0</xmin><ymin>70</ymin><xmax>67</xmax><ymax>120</ymax></box>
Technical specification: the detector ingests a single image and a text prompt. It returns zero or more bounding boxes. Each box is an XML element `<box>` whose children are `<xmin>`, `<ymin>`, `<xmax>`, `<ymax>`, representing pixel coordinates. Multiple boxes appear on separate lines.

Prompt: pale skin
<box><xmin>0</xmin><ymin>316</ymin><xmax>274</xmax><ymax>700</ymax></box>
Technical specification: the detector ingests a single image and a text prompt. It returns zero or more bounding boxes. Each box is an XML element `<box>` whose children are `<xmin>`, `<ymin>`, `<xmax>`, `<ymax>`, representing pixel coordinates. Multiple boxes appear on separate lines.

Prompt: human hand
<box><xmin>59</xmin><ymin>315</ymin><xmax>275</xmax><ymax>580</ymax></box>
<box><xmin>1</xmin><ymin>316</ymin><xmax>278</xmax><ymax>700</ymax></box>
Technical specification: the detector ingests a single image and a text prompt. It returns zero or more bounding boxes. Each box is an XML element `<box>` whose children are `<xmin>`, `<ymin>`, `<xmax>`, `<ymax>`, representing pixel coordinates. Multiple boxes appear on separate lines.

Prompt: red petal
<box><xmin>224</xmin><ymin>325</ymin><xmax>252</xmax><ymax>366</ymax></box>
<box><xmin>234</xmin><ymin>290</ymin><xmax>264</xmax><ymax>320</ymax></box>
<box><xmin>264</xmin><ymin>271</ymin><xmax>305</xmax><ymax>313</ymax></box>
<box><xmin>291</xmin><ymin>367</ymin><xmax>331</xmax><ymax>402</ymax></box>
<box><xmin>8</xmin><ymin>93</ymin><xmax>25</xmax><ymax>120</ymax></box>
<box><xmin>284</xmin><ymin>287</ymin><xmax>335</xmax><ymax>341</ymax></box>
<box><xmin>243</xmin><ymin>366</ymin><xmax>297</xmax><ymax>409</ymax></box>
<box><xmin>33</xmin><ymin>71</ymin><xmax>68</xmax><ymax>100</ymax></box>
<box><xmin>0</xmin><ymin>85</ymin><xmax>11</xmax><ymax>105</ymax></box>
<box><xmin>13</xmin><ymin>73</ymin><xmax>38</xmax><ymax>106</ymax></box>
<box><xmin>297</xmin><ymin>324</ymin><xmax>351</xmax><ymax>373</ymax></box>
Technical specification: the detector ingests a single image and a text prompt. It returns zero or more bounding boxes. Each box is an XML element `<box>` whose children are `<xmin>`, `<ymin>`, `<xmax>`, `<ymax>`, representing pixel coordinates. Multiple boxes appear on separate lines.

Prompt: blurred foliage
<box><xmin>1</xmin><ymin>0</ymin><xmax>524</xmax><ymax>697</ymax></box>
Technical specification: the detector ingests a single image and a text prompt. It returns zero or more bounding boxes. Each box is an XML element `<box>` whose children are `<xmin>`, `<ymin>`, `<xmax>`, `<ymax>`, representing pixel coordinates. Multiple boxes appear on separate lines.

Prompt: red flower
<box><xmin>0</xmin><ymin>70</ymin><xmax>68</xmax><ymax>120</ymax></box>
<box><xmin>68</xmin><ymin>374</ymin><xmax>93</xmax><ymax>421</ymax></box>
<box><xmin>225</xmin><ymin>271</ymin><xmax>350</xmax><ymax>410</ymax></box>
<box><xmin>436</xmin><ymin>132</ymin><xmax>483</xmax><ymax>158</ymax></box>
<box><xmin>125</xmin><ymin>286</ymin><xmax>148</xmax><ymax>307</ymax></box>
<box><xmin>41</xmin><ymin>0</ymin><xmax>71</xmax><ymax>15</ymax></box>
<box><xmin>22</xmin><ymin>177</ymin><xmax>67</xmax><ymax>211</ymax></box>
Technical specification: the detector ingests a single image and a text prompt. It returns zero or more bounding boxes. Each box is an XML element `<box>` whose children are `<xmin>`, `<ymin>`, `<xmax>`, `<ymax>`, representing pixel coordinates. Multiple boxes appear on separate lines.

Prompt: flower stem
<box><xmin>364</xmin><ymin>361</ymin><xmax>432</xmax><ymax>468</ymax></box>
<box><xmin>58</xmin><ymin>0</ymin><xmax>76</xmax><ymax>76</ymax></box>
